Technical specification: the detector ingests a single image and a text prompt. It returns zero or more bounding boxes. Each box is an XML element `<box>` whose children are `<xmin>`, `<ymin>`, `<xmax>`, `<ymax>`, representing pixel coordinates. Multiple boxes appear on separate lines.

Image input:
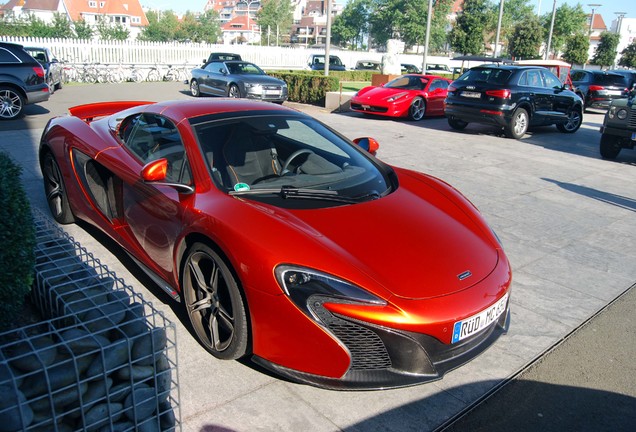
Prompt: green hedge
<box><xmin>268</xmin><ymin>71</ymin><xmax>339</xmax><ymax>105</ymax></box>
<box><xmin>0</xmin><ymin>152</ymin><xmax>36</xmax><ymax>331</ymax></box>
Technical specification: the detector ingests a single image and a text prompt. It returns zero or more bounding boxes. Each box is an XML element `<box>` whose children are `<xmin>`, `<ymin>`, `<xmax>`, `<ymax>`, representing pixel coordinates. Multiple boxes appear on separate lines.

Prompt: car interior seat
<box><xmin>222</xmin><ymin>126</ymin><xmax>281</xmax><ymax>186</ymax></box>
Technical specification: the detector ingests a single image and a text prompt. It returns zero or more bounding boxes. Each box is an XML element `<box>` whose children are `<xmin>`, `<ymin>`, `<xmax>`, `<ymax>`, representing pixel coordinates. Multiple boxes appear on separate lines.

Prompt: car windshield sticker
<box><xmin>234</xmin><ymin>183</ymin><xmax>250</xmax><ymax>192</ymax></box>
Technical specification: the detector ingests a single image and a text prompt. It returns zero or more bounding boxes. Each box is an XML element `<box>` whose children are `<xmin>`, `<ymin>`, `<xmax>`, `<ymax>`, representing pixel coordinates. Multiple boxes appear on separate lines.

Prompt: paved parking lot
<box><xmin>2</xmin><ymin>82</ymin><xmax>635</xmax><ymax>431</ymax></box>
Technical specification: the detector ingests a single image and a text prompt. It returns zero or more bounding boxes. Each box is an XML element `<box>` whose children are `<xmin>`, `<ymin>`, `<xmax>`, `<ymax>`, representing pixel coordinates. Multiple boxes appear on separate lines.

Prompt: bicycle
<box><xmin>146</xmin><ymin>63</ymin><xmax>164</xmax><ymax>82</ymax></box>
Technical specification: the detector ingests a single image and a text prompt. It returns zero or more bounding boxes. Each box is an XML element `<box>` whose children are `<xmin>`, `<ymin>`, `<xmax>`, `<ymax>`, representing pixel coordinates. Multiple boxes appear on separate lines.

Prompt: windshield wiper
<box><xmin>230</xmin><ymin>186</ymin><xmax>379</xmax><ymax>204</ymax></box>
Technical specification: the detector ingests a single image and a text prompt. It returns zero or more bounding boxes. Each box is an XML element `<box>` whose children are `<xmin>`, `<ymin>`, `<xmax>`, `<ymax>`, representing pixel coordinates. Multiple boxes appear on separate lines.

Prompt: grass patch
<box><xmin>338</xmin><ymin>81</ymin><xmax>371</xmax><ymax>92</ymax></box>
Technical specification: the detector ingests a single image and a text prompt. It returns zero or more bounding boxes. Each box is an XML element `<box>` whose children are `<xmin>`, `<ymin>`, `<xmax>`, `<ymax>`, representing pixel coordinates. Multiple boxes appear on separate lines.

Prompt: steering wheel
<box><xmin>281</xmin><ymin>149</ymin><xmax>314</xmax><ymax>174</ymax></box>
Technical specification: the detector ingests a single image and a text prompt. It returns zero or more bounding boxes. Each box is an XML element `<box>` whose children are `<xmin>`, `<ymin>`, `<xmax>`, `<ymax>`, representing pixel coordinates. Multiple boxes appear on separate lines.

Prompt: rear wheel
<box><xmin>42</xmin><ymin>152</ymin><xmax>75</xmax><ymax>224</ymax></box>
<box><xmin>448</xmin><ymin>116</ymin><xmax>468</xmax><ymax>130</ymax></box>
<box><xmin>556</xmin><ymin>108</ymin><xmax>582</xmax><ymax>133</ymax></box>
<box><xmin>599</xmin><ymin>134</ymin><xmax>622</xmax><ymax>160</ymax></box>
<box><xmin>408</xmin><ymin>97</ymin><xmax>426</xmax><ymax>121</ymax></box>
<box><xmin>0</xmin><ymin>86</ymin><xmax>25</xmax><ymax>120</ymax></box>
<box><xmin>505</xmin><ymin>108</ymin><xmax>529</xmax><ymax>139</ymax></box>
<box><xmin>182</xmin><ymin>243</ymin><xmax>249</xmax><ymax>360</ymax></box>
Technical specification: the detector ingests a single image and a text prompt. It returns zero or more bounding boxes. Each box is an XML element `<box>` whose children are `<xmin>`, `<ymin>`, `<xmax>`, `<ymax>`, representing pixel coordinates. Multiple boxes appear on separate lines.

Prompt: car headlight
<box><xmin>245</xmin><ymin>83</ymin><xmax>263</xmax><ymax>94</ymax></box>
<box><xmin>387</xmin><ymin>92</ymin><xmax>408</xmax><ymax>102</ymax></box>
<box><xmin>616</xmin><ymin>108</ymin><xmax>628</xmax><ymax>120</ymax></box>
<box><xmin>608</xmin><ymin>106</ymin><xmax>616</xmax><ymax>119</ymax></box>
<box><xmin>275</xmin><ymin>265</ymin><xmax>386</xmax><ymax>318</ymax></box>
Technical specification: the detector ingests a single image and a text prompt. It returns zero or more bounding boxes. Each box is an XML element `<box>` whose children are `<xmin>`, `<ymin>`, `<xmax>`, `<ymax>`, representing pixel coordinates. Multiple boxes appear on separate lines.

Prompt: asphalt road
<box><xmin>2</xmin><ymin>81</ymin><xmax>635</xmax><ymax>431</ymax></box>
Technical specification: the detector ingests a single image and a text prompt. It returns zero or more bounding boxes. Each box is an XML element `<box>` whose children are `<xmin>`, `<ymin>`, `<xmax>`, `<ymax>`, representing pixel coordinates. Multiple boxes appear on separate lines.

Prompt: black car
<box><xmin>189</xmin><ymin>60</ymin><xmax>288</xmax><ymax>103</ymax></box>
<box><xmin>24</xmin><ymin>46</ymin><xmax>63</xmax><ymax>93</ymax></box>
<box><xmin>570</xmin><ymin>69</ymin><xmax>629</xmax><ymax>111</ymax></box>
<box><xmin>608</xmin><ymin>69</ymin><xmax>636</xmax><ymax>91</ymax></box>
<box><xmin>445</xmin><ymin>65</ymin><xmax>583</xmax><ymax>139</ymax></box>
<box><xmin>202</xmin><ymin>52</ymin><xmax>242</xmax><ymax>67</ymax></box>
<box><xmin>0</xmin><ymin>42</ymin><xmax>50</xmax><ymax>120</ymax></box>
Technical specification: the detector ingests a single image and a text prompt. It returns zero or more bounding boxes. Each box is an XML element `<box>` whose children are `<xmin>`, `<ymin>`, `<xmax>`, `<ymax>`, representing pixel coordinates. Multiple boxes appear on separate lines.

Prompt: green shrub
<box><xmin>0</xmin><ymin>152</ymin><xmax>36</xmax><ymax>331</ymax></box>
<box><xmin>268</xmin><ymin>71</ymin><xmax>339</xmax><ymax>105</ymax></box>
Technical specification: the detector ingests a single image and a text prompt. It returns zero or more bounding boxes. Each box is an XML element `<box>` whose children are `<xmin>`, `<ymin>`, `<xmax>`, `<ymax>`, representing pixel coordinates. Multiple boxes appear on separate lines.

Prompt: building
<box><xmin>220</xmin><ymin>13</ymin><xmax>260</xmax><ymax>45</ymax></box>
<box><xmin>587</xmin><ymin>12</ymin><xmax>607</xmax><ymax>63</ymax></box>
<box><xmin>0</xmin><ymin>0</ymin><xmax>149</xmax><ymax>40</ymax></box>
<box><xmin>611</xmin><ymin>16</ymin><xmax>636</xmax><ymax>66</ymax></box>
<box><xmin>290</xmin><ymin>0</ymin><xmax>341</xmax><ymax>47</ymax></box>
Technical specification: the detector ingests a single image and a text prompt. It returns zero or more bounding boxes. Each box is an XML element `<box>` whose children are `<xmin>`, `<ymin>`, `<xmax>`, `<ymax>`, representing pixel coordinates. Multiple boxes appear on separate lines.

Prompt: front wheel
<box><xmin>0</xmin><ymin>86</ymin><xmax>25</xmax><ymax>120</ymax></box>
<box><xmin>190</xmin><ymin>80</ymin><xmax>200</xmax><ymax>97</ymax></box>
<box><xmin>228</xmin><ymin>84</ymin><xmax>241</xmax><ymax>98</ymax></box>
<box><xmin>182</xmin><ymin>243</ymin><xmax>249</xmax><ymax>360</ymax></box>
<box><xmin>408</xmin><ymin>97</ymin><xmax>426</xmax><ymax>121</ymax></box>
<box><xmin>448</xmin><ymin>116</ymin><xmax>468</xmax><ymax>130</ymax></box>
<box><xmin>505</xmin><ymin>108</ymin><xmax>529</xmax><ymax>139</ymax></box>
<box><xmin>42</xmin><ymin>152</ymin><xmax>75</xmax><ymax>224</ymax></box>
<box><xmin>599</xmin><ymin>134</ymin><xmax>622</xmax><ymax>160</ymax></box>
<box><xmin>556</xmin><ymin>109</ymin><xmax>582</xmax><ymax>133</ymax></box>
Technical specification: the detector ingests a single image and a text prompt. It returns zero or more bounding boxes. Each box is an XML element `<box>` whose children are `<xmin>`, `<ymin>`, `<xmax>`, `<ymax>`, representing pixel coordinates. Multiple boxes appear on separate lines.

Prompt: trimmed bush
<box><xmin>268</xmin><ymin>71</ymin><xmax>339</xmax><ymax>105</ymax></box>
<box><xmin>0</xmin><ymin>152</ymin><xmax>36</xmax><ymax>331</ymax></box>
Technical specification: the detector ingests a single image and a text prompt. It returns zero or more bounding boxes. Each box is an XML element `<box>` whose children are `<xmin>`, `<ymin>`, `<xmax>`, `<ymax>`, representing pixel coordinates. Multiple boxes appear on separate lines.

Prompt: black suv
<box><xmin>445</xmin><ymin>65</ymin><xmax>583</xmax><ymax>139</ymax></box>
<box><xmin>0</xmin><ymin>42</ymin><xmax>50</xmax><ymax>120</ymax></box>
<box><xmin>570</xmin><ymin>69</ymin><xmax>629</xmax><ymax>111</ymax></box>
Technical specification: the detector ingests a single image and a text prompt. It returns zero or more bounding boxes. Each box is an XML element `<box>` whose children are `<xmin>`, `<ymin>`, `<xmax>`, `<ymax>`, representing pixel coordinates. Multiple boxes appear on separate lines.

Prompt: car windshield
<box><xmin>25</xmin><ymin>48</ymin><xmax>46</xmax><ymax>62</ymax></box>
<box><xmin>385</xmin><ymin>75</ymin><xmax>427</xmax><ymax>90</ymax></box>
<box><xmin>456</xmin><ymin>67</ymin><xmax>513</xmax><ymax>83</ymax></box>
<box><xmin>313</xmin><ymin>56</ymin><xmax>343</xmax><ymax>66</ymax></box>
<box><xmin>226</xmin><ymin>62</ymin><xmax>264</xmax><ymax>75</ymax></box>
<box><xmin>595</xmin><ymin>74</ymin><xmax>628</xmax><ymax>87</ymax></box>
<box><xmin>192</xmin><ymin>114</ymin><xmax>392</xmax><ymax>208</ymax></box>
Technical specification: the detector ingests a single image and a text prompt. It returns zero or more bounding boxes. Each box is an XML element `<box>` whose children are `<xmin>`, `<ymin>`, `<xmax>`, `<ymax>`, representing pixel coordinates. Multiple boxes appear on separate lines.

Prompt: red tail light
<box><xmin>589</xmin><ymin>85</ymin><xmax>604</xmax><ymax>91</ymax></box>
<box><xmin>33</xmin><ymin>66</ymin><xmax>45</xmax><ymax>78</ymax></box>
<box><xmin>485</xmin><ymin>89</ymin><xmax>511</xmax><ymax>99</ymax></box>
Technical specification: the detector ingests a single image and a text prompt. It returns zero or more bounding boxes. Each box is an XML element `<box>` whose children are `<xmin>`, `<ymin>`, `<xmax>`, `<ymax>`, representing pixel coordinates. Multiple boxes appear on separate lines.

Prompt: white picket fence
<box><xmin>1</xmin><ymin>36</ymin><xmax>457</xmax><ymax>71</ymax></box>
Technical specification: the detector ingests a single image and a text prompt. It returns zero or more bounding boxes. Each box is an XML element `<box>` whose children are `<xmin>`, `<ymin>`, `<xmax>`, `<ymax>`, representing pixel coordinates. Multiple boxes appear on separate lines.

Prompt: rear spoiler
<box><xmin>69</xmin><ymin>101</ymin><xmax>154</xmax><ymax>122</ymax></box>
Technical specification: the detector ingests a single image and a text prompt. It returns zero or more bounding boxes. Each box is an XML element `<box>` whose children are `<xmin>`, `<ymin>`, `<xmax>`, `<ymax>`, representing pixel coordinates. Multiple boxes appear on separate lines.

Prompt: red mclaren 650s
<box><xmin>39</xmin><ymin>98</ymin><xmax>511</xmax><ymax>390</ymax></box>
<box><xmin>350</xmin><ymin>74</ymin><xmax>453</xmax><ymax>121</ymax></box>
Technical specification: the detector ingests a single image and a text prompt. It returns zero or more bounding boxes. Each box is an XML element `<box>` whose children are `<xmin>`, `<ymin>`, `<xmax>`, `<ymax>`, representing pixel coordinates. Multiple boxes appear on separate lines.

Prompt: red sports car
<box><xmin>350</xmin><ymin>74</ymin><xmax>453</xmax><ymax>121</ymax></box>
<box><xmin>40</xmin><ymin>99</ymin><xmax>511</xmax><ymax>389</ymax></box>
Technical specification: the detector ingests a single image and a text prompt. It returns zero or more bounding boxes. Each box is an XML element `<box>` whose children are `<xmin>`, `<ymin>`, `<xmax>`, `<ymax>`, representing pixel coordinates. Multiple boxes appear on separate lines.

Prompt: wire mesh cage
<box><xmin>0</xmin><ymin>209</ymin><xmax>181</xmax><ymax>431</ymax></box>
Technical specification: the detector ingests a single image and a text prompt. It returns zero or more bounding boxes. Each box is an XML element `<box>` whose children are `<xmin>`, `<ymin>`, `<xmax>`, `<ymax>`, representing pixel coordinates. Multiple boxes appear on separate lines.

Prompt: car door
<box><xmin>426</xmin><ymin>79</ymin><xmax>450</xmax><ymax>114</ymax></box>
<box><xmin>520</xmin><ymin>69</ymin><xmax>553</xmax><ymax>122</ymax></box>
<box><xmin>200</xmin><ymin>62</ymin><xmax>227</xmax><ymax>96</ymax></box>
<box><xmin>541</xmin><ymin>69</ymin><xmax>572</xmax><ymax>121</ymax></box>
<box><xmin>115</xmin><ymin>112</ymin><xmax>195</xmax><ymax>279</ymax></box>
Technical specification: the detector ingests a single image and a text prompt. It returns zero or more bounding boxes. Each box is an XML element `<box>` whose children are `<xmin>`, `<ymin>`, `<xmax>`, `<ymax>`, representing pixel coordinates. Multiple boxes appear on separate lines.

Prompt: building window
<box><xmin>132</xmin><ymin>17</ymin><xmax>141</xmax><ymax>24</ymax></box>
<box><xmin>88</xmin><ymin>1</ymin><xmax>97</xmax><ymax>7</ymax></box>
<box><xmin>100</xmin><ymin>1</ymin><xmax>106</xmax><ymax>7</ymax></box>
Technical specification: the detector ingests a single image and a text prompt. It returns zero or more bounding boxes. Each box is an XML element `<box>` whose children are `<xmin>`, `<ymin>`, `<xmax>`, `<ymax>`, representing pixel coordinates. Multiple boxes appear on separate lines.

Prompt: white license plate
<box><xmin>451</xmin><ymin>293</ymin><xmax>509</xmax><ymax>343</ymax></box>
<box><xmin>606</xmin><ymin>90</ymin><xmax>622</xmax><ymax>96</ymax></box>
<box><xmin>265</xmin><ymin>90</ymin><xmax>280</xmax><ymax>95</ymax></box>
<box><xmin>461</xmin><ymin>91</ymin><xmax>481</xmax><ymax>98</ymax></box>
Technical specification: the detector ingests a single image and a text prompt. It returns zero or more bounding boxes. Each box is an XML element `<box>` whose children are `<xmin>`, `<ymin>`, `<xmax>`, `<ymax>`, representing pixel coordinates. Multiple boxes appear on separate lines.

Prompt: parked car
<box><xmin>599</xmin><ymin>86</ymin><xmax>636</xmax><ymax>159</ymax></box>
<box><xmin>445</xmin><ymin>65</ymin><xmax>584</xmax><ymax>139</ymax></box>
<box><xmin>354</xmin><ymin>60</ymin><xmax>380</xmax><ymax>71</ymax></box>
<box><xmin>608</xmin><ymin>69</ymin><xmax>636</xmax><ymax>91</ymax></box>
<box><xmin>426</xmin><ymin>63</ymin><xmax>452</xmax><ymax>75</ymax></box>
<box><xmin>189</xmin><ymin>60</ymin><xmax>287</xmax><ymax>103</ymax></box>
<box><xmin>570</xmin><ymin>69</ymin><xmax>629</xmax><ymax>111</ymax></box>
<box><xmin>39</xmin><ymin>98</ymin><xmax>511</xmax><ymax>389</ymax></box>
<box><xmin>0</xmin><ymin>41</ymin><xmax>50</xmax><ymax>120</ymax></box>
<box><xmin>24</xmin><ymin>46</ymin><xmax>63</xmax><ymax>93</ymax></box>
<box><xmin>350</xmin><ymin>74</ymin><xmax>452</xmax><ymax>121</ymax></box>
<box><xmin>401</xmin><ymin>63</ymin><xmax>421</xmax><ymax>74</ymax></box>
<box><xmin>202</xmin><ymin>52</ymin><xmax>242</xmax><ymax>66</ymax></box>
<box><xmin>307</xmin><ymin>54</ymin><xmax>346</xmax><ymax>71</ymax></box>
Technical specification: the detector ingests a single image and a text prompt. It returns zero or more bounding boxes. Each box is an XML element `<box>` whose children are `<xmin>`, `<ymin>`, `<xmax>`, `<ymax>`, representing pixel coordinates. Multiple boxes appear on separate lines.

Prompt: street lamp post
<box><xmin>545</xmin><ymin>0</ymin><xmax>557</xmax><ymax>60</ymax></box>
<box><xmin>494</xmin><ymin>0</ymin><xmax>505</xmax><ymax>58</ymax></box>
<box><xmin>614</xmin><ymin>12</ymin><xmax>626</xmax><ymax>34</ymax></box>
<box><xmin>421</xmin><ymin>0</ymin><xmax>433</xmax><ymax>73</ymax></box>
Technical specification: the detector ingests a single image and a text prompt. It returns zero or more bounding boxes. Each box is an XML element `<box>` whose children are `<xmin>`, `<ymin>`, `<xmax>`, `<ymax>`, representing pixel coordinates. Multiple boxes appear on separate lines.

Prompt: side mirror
<box><xmin>141</xmin><ymin>159</ymin><xmax>195</xmax><ymax>194</ymax></box>
<box><xmin>353</xmin><ymin>137</ymin><xmax>380</xmax><ymax>156</ymax></box>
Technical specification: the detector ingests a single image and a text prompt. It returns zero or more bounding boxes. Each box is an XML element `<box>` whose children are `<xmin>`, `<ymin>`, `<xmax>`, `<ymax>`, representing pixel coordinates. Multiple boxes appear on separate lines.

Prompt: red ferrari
<box><xmin>40</xmin><ymin>99</ymin><xmax>511</xmax><ymax>389</ymax></box>
<box><xmin>350</xmin><ymin>74</ymin><xmax>453</xmax><ymax>121</ymax></box>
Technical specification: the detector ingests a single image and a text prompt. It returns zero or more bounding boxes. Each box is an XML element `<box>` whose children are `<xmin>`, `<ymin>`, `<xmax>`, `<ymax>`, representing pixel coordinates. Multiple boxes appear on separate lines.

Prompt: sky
<box><xmin>140</xmin><ymin>0</ymin><xmax>636</xmax><ymax>30</ymax></box>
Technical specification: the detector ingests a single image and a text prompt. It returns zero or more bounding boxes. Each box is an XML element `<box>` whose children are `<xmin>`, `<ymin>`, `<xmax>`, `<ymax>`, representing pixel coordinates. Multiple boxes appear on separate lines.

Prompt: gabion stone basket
<box><xmin>0</xmin><ymin>209</ymin><xmax>180</xmax><ymax>431</ymax></box>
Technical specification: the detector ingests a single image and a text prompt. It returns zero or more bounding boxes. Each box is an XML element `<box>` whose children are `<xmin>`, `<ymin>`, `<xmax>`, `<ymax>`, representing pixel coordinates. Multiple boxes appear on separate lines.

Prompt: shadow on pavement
<box><xmin>543</xmin><ymin>178</ymin><xmax>636</xmax><ymax>213</ymax></box>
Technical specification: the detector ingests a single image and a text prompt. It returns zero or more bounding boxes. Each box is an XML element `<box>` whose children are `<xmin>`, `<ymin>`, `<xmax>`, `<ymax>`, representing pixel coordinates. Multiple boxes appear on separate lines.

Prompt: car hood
<box><xmin>356</xmin><ymin>86</ymin><xmax>413</xmax><ymax>100</ymax></box>
<box><xmin>245</xmin><ymin>169</ymin><xmax>499</xmax><ymax>300</ymax></box>
<box><xmin>236</xmin><ymin>75</ymin><xmax>286</xmax><ymax>86</ymax></box>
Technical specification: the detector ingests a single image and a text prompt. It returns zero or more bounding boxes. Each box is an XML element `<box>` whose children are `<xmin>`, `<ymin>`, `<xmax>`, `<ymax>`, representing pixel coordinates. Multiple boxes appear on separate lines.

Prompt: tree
<box><xmin>541</xmin><ymin>3</ymin><xmax>587</xmax><ymax>59</ymax></box>
<box><xmin>562</xmin><ymin>33</ymin><xmax>589</xmax><ymax>66</ymax></box>
<box><xmin>50</xmin><ymin>13</ymin><xmax>74</xmax><ymax>38</ymax></box>
<box><xmin>96</xmin><ymin>16</ymin><xmax>129</xmax><ymax>40</ymax></box>
<box><xmin>429</xmin><ymin>0</ymin><xmax>454</xmax><ymax>54</ymax></box>
<box><xmin>138</xmin><ymin>10</ymin><xmax>178</xmax><ymax>41</ymax></box>
<box><xmin>332</xmin><ymin>0</ymin><xmax>370</xmax><ymax>49</ymax></box>
<box><xmin>73</xmin><ymin>18</ymin><xmax>93</xmax><ymax>39</ymax></box>
<box><xmin>618</xmin><ymin>41</ymin><xmax>636</xmax><ymax>69</ymax></box>
<box><xmin>368</xmin><ymin>0</ymin><xmax>429</xmax><ymax>50</ymax></box>
<box><xmin>508</xmin><ymin>17</ymin><xmax>543</xmax><ymax>59</ymax></box>
<box><xmin>591</xmin><ymin>31</ymin><xmax>620</xmax><ymax>67</ymax></box>
<box><xmin>257</xmin><ymin>0</ymin><xmax>294</xmax><ymax>45</ymax></box>
<box><xmin>449</xmin><ymin>0</ymin><xmax>490</xmax><ymax>55</ymax></box>
<box><xmin>196</xmin><ymin>10</ymin><xmax>222</xmax><ymax>44</ymax></box>
<box><xmin>495</xmin><ymin>0</ymin><xmax>536</xmax><ymax>55</ymax></box>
